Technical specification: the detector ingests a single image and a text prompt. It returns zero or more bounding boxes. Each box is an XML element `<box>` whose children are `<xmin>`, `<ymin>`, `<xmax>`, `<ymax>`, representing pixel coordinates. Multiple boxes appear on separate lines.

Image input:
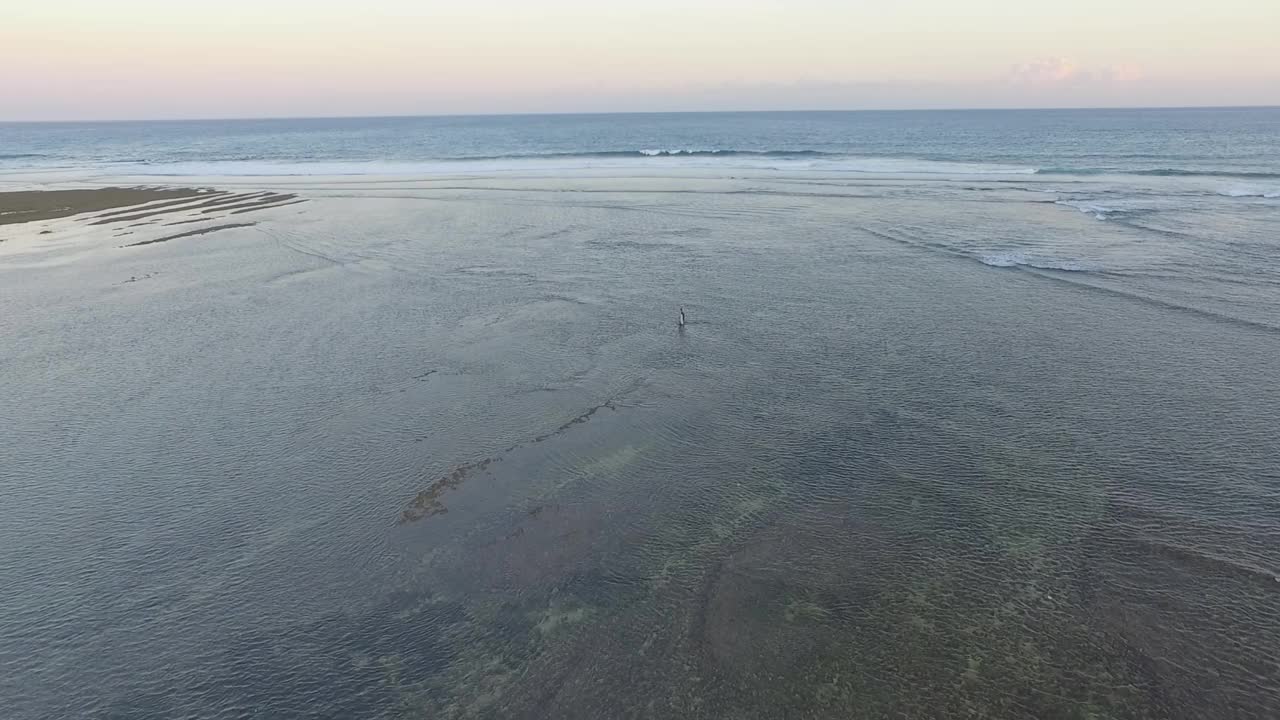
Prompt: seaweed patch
<box><xmin>123</xmin><ymin>222</ymin><xmax>256</xmax><ymax>247</ymax></box>
<box><xmin>398</xmin><ymin>381</ymin><xmax>643</xmax><ymax>525</ymax></box>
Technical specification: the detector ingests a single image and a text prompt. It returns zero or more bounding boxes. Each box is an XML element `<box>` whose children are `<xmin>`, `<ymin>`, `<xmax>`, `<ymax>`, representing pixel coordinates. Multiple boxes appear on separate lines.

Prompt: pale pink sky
<box><xmin>3</xmin><ymin>0</ymin><xmax>1278</xmax><ymax>120</ymax></box>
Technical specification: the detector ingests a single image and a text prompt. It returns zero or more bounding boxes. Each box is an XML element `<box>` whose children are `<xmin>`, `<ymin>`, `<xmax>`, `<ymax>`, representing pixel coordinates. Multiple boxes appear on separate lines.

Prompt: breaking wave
<box><xmin>462</xmin><ymin>149</ymin><xmax>837</xmax><ymax>160</ymax></box>
<box><xmin>978</xmin><ymin>252</ymin><xmax>1093</xmax><ymax>272</ymax></box>
<box><xmin>1217</xmin><ymin>187</ymin><xmax>1280</xmax><ymax>198</ymax></box>
<box><xmin>1055</xmin><ymin>200</ymin><xmax>1130</xmax><ymax>220</ymax></box>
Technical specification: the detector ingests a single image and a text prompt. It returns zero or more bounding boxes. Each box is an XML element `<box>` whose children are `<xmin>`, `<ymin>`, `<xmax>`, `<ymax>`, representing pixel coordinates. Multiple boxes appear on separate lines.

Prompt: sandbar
<box><xmin>0</xmin><ymin>187</ymin><xmax>208</xmax><ymax>225</ymax></box>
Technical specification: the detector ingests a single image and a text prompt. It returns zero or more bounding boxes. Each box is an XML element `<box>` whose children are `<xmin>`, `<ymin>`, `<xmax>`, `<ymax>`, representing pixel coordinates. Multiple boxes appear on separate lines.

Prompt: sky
<box><xmin>3</xmin><ymin>0</ymin><xmax>1279</xmax><ymax>121</ymax></box>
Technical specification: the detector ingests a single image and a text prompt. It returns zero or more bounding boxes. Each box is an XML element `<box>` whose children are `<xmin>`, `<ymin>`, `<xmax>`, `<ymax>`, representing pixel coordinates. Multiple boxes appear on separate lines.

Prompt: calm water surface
<box><xmin>1</xmin><ymin>110</ymin><xmax>1279</xmax><ymax>718</ymax></box>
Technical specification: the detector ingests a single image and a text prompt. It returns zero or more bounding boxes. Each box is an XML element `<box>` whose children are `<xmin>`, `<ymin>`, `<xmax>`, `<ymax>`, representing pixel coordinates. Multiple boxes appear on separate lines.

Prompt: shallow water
<box><xmin>2</xmin><ymin>159</ymin><xmax>1280</xmax><ymax>717</ymax></box>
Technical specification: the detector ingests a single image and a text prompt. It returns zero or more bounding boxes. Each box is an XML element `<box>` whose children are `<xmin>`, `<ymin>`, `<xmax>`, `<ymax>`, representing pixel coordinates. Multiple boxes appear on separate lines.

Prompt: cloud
<box><xmin>1102</xmin><ymin>63</ymin><xmax>1145</xmax><ymax>84</ymax></box>
<box><xmin>1011</xmin><ymin>58</ymin><xmax>1082</xmax><ymax>85</ymax></box>
<box><xmin>1010</xmin><ymin>58</ymin><xmax>1144</xmax><ymax>87</ymax></box>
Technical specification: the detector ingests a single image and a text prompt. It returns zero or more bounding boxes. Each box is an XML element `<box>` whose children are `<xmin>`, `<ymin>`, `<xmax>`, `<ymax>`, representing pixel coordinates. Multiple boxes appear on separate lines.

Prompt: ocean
<box><xmin>2</xmin><ymin>109</ymin><xmax>1279</xmax><ymax>718</ymax></box>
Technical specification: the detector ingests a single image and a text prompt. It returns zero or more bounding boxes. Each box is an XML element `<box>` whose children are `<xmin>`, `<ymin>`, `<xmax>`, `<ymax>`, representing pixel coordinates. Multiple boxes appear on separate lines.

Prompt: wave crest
<box><xmin>1217</xmin><ymin>187</ymin><xmax>1280</xmax><ymax>198</ymax></box>
<box><xmin>636</xmin><ymin>149</ymin><xmax>830</xmax><ymax>158</ymax></box>
<box><xmin>454</xmin><ymin>149</ymin><xmax>837</xmax><ymax>161</ymax></box>
<box><xmin>979</xmin><ymin>252</ymin><xmax>1092</xmax><ymax>272</ymax></box>
<box><xmin>1055</xmin><ymin>200</ymin><xmax>1129</xmax><ymax>220</ymax></box>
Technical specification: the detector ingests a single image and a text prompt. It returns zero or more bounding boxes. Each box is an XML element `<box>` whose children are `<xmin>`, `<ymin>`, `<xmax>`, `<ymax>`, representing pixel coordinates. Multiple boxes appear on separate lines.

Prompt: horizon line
<box><xmin>3</xmin><ymin>104</ymin><xmax>1278</xmax><ymax>125</ymax></box>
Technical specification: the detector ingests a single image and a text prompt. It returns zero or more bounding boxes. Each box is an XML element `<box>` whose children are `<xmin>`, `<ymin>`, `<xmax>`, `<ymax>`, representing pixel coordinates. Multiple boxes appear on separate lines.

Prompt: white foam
<box><xmin>637</xmin><ymin>148</ymin><xmax>717</xmax><ymax>156</ymax></box>
<box><xmin>1217</xmin><ymin>185</ymin><xmax>1280</xmax><ymax>198</ymax></box>
<box><xmin>978</xmin><ymin>252</ymin><xmax>1091</xmax><ymax>272</ymax></box>
<box><xmin>1056</xmin><ymin>200</ymin><xmax>1119</xmax><ymax>220</ymax></box>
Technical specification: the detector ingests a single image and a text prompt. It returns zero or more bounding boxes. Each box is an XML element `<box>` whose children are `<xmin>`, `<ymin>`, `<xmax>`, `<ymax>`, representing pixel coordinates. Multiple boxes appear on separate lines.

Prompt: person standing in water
<box><xmin>678</xmin><ymin>307</ymin><xmax>686</xmax><ymax>327</ymax></box>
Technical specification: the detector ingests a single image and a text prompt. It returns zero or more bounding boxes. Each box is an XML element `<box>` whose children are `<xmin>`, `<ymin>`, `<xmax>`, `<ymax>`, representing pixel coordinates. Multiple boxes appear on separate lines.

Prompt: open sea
<box><xmin>2</xmin><ymin>108</ymin><xmax>1279</xmax><ymax>718</ymax></box>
